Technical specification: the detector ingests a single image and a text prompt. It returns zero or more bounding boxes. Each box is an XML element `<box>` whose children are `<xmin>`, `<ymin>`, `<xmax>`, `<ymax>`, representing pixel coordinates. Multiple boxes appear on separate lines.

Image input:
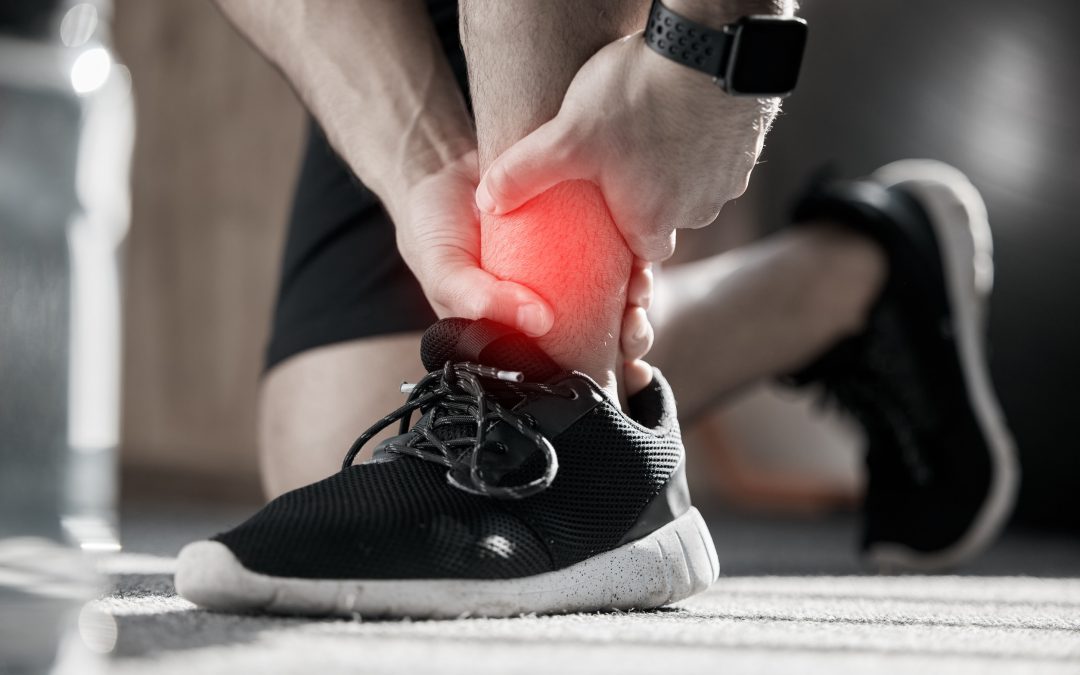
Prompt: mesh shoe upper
<box><xmin>214</xmin><ymin>459</ymin><xmax>554</xmax><ymax>580</ymax></box>
<box><xmin>787</xmin><ymin>175</ymin><xmax>995</xmax><ymax>554</ymax></box>
<box><xmin>214</xmin><ymin>319</ymin><xmax>685</xmax><ymax>580</ymax></box>
<box><xmin>818</xmin><ymin>303</ymin><xmax>992</xmax><ymax>552</ymax></box>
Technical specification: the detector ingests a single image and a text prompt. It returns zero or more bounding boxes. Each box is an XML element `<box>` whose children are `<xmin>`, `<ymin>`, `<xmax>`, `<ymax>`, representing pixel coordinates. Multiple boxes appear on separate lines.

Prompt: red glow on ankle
<box><xmin>480</xmin><ymin>180</ymin><xmax>632</xmax><ymax>364</ymax></box>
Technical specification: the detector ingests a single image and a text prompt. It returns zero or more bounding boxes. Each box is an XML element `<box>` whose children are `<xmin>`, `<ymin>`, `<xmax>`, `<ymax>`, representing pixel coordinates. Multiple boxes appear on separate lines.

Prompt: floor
<box><xmin>87</xmin><ymin>500</ymin><xmax>1080</xmax><ymax>674</ymax></box>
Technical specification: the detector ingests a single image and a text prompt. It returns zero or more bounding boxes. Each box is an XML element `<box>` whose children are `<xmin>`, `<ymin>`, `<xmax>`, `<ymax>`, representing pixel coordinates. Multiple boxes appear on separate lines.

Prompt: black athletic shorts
<box><xmin>265</xmin><ymin>0</ymin><xmax>464</xmax><ymax>371</ymax></box>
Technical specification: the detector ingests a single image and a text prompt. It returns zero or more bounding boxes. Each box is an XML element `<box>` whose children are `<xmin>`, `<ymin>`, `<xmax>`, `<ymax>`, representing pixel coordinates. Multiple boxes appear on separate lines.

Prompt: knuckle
<box><xmin>728</xmin><ymin>171</ymin><xmax>752</xmax><ymax>200</ymax></box>
<box><xmin>431</xmin><ymin>274</ymin><xmax>477</xmax><ymax>317</ymax></box>
<box><xmin>622</xmin><ymin>314</ymin><xmax>655</xmax><ymax>359</ymax></box>
<box><xmin>626</xmin><ymin>232</ymin><xmax>656</xmax><ymax>262</ymax></box>
<box><xmin>646</xmin><ymin>232</ymin><xmax>676</xmax><ymax>261</ymax></box>
<box><xmin>485</xmin><ymin>163</ymin><xmax>518</xmax><ymax>204</ymax></box>
<box><xmin>428</xmin><ymin>274</ymin><xmax>455</xmax><ymax>308</ymax></box>
<box><xmin>686</xmin><ymin>205</ymin><xmax>721</xmax><ymax>229</ymax></box>
<box><xmin>483</xmin><ymin>280</ymin><xmax>516</xmax><ymax>318</ymax></box>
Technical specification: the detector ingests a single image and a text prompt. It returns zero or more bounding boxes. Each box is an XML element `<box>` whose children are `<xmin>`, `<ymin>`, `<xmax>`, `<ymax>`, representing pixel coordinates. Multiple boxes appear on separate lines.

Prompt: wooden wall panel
<box><xmin>112</xmin><ymin>0</ymin><xmax>304</xmax><ymax>495</ymax></box>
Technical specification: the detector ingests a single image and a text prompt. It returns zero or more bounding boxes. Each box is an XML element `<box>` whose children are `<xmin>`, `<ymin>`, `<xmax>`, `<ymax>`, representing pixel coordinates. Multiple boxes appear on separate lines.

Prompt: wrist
<box><xmin>357</xmin><ymin>127</ymin><xmax>476</xmax><ymax>212</ymax></box>
<box><xmin>374</xmin><ymin>137</ymin><xmax>478</xmax><ymax>234</ymax></box>
<box><xmin>641</xmin><ymin>0</ymin><xmax>806</xmax><ymax>98</ymax></box>
<box><xmin>632</xmin><ymin>32</ymin><xmax>726</xmax><ymax>98</ymax></box>
<box><xmin>395</xmin><ymin>131</ymin><xmax>477</xmax><ymax>192</ymax></box>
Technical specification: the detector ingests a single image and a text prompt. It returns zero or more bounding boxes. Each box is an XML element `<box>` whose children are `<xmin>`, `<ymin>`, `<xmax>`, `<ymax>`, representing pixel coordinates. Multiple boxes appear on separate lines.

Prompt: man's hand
<box><xmin>474</xmin><ymin>32</ymin><xmax>778</xmax><ymax>262</ymax></box>
<box><xmin>387</xmin><ymin>150</ymin><xmax>555</xmax><ymax>337</ymax></box>
<box><xmin>390</xmin><ymin>151</ymin><xmax>656</xmax><ymax>365</ymax></box>
<box><xmin>621</xmin><ymin>259</ymin><xmax>656</xmax><ymax>395</ymax></box>
<box><xmin>215</xmin><ymin>2</ymin><xmax>551</xmax><ymax>330</ymax></box>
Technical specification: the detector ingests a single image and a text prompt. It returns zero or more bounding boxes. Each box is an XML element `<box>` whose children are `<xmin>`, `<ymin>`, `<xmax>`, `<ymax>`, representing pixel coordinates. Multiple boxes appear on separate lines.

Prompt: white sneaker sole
<box><xmin>866</xmin><ymin>159</ymin><xmax>1020</xmax><ymax>572</ymax></box>
<box><xmin>174</xmin><ymin>507</ymin><xmax>719</xmax><ymax>618</ymax></box>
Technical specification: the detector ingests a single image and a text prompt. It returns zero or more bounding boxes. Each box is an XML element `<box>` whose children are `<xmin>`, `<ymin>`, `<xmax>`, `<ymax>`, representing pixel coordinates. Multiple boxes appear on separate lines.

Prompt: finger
<box><xmin>623</xmin><ymin>359</ymin><xmax>654</xmax><ymax>397</ymax></box>
<box><xmin>475</xmin><ymin>119</ymin><xmax>585</xmax><ymax>215</ymax></box>
<box><xmin>620</xmin><ymin>305</ymin><xmax>654</xmax><ymax>363</ymax></box>
<box><xmin>428</xmin><ymin>251</ymin><xmax>555</xmax><ymax>337</ymax></box>
<box><xmin>627</xmin><ymin>261</ymin><xmax>653</xmax><ymax>310</ymax></box>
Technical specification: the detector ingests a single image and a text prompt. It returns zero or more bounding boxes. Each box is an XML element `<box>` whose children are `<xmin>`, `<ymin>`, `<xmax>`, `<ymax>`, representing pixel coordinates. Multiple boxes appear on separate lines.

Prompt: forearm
<box><xmin>214</xmin><ymin>0</ymin><xmax>474</xmax><ymax>207</ymax></box>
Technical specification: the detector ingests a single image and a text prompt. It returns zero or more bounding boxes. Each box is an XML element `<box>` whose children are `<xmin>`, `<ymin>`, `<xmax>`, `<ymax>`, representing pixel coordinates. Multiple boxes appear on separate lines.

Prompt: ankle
<box><xmin>481</xmin><ymin>180</ymin><xmax>632</xmax><ymax>405</ymax></box>
<box><xmin>538</xmin><ymin>337</ymin><xmax>621</xmax><ymax>404</ymax></box>
<box><xmin>792</xmin><ymin>221</ymin><xmax>888</xmax><ymax>339</ymax></box>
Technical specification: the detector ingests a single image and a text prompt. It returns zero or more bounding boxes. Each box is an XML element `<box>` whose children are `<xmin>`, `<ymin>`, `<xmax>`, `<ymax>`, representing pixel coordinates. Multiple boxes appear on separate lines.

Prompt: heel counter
<box><xmin>617</xmin><ymin>460</ymin><xmax>692</xmax><ymax>546</ymax></box>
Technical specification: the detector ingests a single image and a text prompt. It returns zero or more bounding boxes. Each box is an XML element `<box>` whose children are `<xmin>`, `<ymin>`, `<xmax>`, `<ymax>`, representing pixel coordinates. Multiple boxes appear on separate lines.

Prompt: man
<box><xmin>175</xmin><ymin>0</ymin><xmax>1016</xmax><ymax>616</ymax></box>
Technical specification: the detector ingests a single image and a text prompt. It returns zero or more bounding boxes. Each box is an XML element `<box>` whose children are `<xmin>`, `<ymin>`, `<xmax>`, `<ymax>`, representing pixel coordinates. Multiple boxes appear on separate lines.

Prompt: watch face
<box><xmin>728</xmin><ymin>17</ymin><xmax>808</xmax><ymax>96</ymax></box>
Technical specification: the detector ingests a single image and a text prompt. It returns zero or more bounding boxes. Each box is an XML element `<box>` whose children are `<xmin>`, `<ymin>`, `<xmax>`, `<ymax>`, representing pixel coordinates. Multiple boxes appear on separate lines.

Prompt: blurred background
<box><xmin>1</xmin><ymin>0</ymin><xmax>1078</xmax><ymax>670</ymax></box>
<box><xmin>112</xmin><ymin>0</ymin><xmax>303</xmax><ymax>502</ymax></box>
<box><xmin>98</xmin><ymin>0</ymin><xmax>1079</xmax><ymax>526</ymax></box>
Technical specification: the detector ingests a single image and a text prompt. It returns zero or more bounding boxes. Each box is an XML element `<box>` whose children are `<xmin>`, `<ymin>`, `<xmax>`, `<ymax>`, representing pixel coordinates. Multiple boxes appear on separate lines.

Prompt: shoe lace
<box><xmin>341</xmin><ymin>361</ymin><xmax>575</xmax><ymax>499</ymax></box>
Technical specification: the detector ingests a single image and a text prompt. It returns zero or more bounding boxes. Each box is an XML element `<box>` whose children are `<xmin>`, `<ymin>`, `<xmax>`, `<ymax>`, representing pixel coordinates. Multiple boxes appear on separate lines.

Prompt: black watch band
<box><xmin>644</xmin><ymin>0</ymin><xmax>808</xmax><ymax>97</ymax></box>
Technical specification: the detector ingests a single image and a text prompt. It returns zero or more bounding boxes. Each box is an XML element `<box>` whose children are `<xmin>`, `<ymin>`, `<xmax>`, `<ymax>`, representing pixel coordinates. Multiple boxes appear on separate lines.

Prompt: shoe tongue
<box><xmin>420</xmin><ymin>318</ymin><xmax>561</xmax><ymax>381</ymax></box>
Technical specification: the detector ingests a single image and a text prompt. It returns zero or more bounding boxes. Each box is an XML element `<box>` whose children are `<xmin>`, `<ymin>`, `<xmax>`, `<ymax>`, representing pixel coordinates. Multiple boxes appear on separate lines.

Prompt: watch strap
<box><xmin>644</xmin><ymin>0</ymin><xmax>733</xmax><ymax>80</ymax></box>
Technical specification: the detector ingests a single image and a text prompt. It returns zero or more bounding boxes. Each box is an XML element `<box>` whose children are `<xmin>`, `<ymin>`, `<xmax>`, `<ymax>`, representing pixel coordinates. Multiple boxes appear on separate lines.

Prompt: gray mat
<box><xmin>97</xmin><ymin>502</ymin><xmax>1080</xmax><ymax>674</ymax></box>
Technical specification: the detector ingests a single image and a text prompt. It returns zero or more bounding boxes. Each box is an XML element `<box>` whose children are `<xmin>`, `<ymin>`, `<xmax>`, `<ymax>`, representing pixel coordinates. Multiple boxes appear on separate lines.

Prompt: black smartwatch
<box><xmin>644</xmin><ymin>0</ymin><xmax>808</xmax><ymax>97</ymax></box>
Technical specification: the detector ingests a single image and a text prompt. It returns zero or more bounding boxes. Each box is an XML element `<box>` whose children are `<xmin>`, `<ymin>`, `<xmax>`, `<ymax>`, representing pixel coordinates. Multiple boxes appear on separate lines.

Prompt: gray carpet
<box><xmin>96</xmin><ymin>502</ymin><xmax>1080</xmax><ymax>674</ymax></box>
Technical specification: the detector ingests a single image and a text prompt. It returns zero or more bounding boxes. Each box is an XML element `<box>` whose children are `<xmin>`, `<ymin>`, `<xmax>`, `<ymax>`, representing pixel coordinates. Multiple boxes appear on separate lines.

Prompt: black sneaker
<box><xmin>175</xmin><ymin>318</ymin><xmax>717</xmax><ymax>617</ymax></box>
<box><xmin>787</xmin><ymin>160</ymin><xmax>1019</xmax><ymax>571</ymax></box>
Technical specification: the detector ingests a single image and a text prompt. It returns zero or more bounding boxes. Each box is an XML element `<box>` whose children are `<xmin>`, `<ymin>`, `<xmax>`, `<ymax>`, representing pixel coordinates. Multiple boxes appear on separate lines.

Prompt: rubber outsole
<box><xmin>175</xmin><ymin>507</ymin><xmax>719</xmax><ymax>618</ymax></box>
<box><xmin>865</xmin><ymin>159</ymin><xmax>1020</xmax><ymax>572</ymax></box>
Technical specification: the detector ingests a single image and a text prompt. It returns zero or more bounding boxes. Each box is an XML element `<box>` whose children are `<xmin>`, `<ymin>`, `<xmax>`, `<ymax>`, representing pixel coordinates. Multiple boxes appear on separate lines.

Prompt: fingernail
<box><xmin>475</xmin><ymin>183</ymin><xmax>498</xmax><ymax>214</ymax></box>
<box><xmin>516</xmin><ymin>304</ymin><xmax>550</xmax><ymax>337</ymax></box>
<box><xmin>633</xmin><ymin>322</ymin><xmax>648</xmax><ymax>342</ymax></box>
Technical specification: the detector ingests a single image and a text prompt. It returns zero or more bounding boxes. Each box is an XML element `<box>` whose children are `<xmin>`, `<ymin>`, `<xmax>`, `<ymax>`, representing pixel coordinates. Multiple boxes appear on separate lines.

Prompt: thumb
<box><xmin>475</xmin><ymin>119</ymin><xmax>586</xmax><ymax>215</ymax></box>
<box><xmin>428</xmin><ymin>248</ymin><xmax>555</xmax><ymax>338</ymax></box>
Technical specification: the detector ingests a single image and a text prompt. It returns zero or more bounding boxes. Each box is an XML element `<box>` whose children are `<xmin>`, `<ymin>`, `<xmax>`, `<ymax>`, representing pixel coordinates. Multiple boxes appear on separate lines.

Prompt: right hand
<box><xmin>385</xmin><ymin>149</ymin><xmax>556</xmax><ymax>338</ymax></box>
<box><xmin>475</xmin><ymin>32</ymin><xmax>778</xmax><ymax>262</ymax></box>
<box><xmin>621</xmin><ymin>259</ymin><xmax>656</xmax><ymax>395</ymax></box>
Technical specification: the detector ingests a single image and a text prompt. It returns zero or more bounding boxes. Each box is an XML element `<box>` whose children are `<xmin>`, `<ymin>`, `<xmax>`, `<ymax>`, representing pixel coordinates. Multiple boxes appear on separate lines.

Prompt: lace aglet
<box><xmin>458</xmin><ymin>362</ymin><xmax>524</xmax><ymax>382</ymax></box>
<box><xmin>400</xmin><ymin>381</ymin><xmax>416</xmax><ymax>394</ymax></box>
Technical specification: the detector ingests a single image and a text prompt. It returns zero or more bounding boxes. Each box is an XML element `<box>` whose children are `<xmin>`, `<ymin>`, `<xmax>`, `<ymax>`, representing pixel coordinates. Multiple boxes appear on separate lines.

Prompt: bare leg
<box><xmin>258</xmin><ymin>333</ymin><xmax>426</xmax><ymax>498</ymax></box>
<box><xmin>461</xmin><ymin>1</ymin><xmax>650</xmax><ymax>400</ymax></box>
<box><xmin>650</xmin><ymin>223</ymin><xmax>887</xmax><ymax>419</ymax></box>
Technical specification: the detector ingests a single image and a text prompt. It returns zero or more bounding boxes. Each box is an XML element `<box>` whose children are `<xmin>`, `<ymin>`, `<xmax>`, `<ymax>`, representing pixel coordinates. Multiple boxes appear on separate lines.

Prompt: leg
<box><xmin>258</xmin><ymin>333</ymin><xmax>427</xmax><ymax>497</ymax></box>
<box><xmin>257</xmin><ymin>118</ymin><xmax>440</xmax><ymax>500</ymax></box>
<box><xmin>650</xmin><ymin>222</ymin><xmax>888</xmax><ymax>419</ymax></box>
<box><xmin>461</xmin><ymin>1</ymin><xmax>650</xmax><ymax>400</ymax></box>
